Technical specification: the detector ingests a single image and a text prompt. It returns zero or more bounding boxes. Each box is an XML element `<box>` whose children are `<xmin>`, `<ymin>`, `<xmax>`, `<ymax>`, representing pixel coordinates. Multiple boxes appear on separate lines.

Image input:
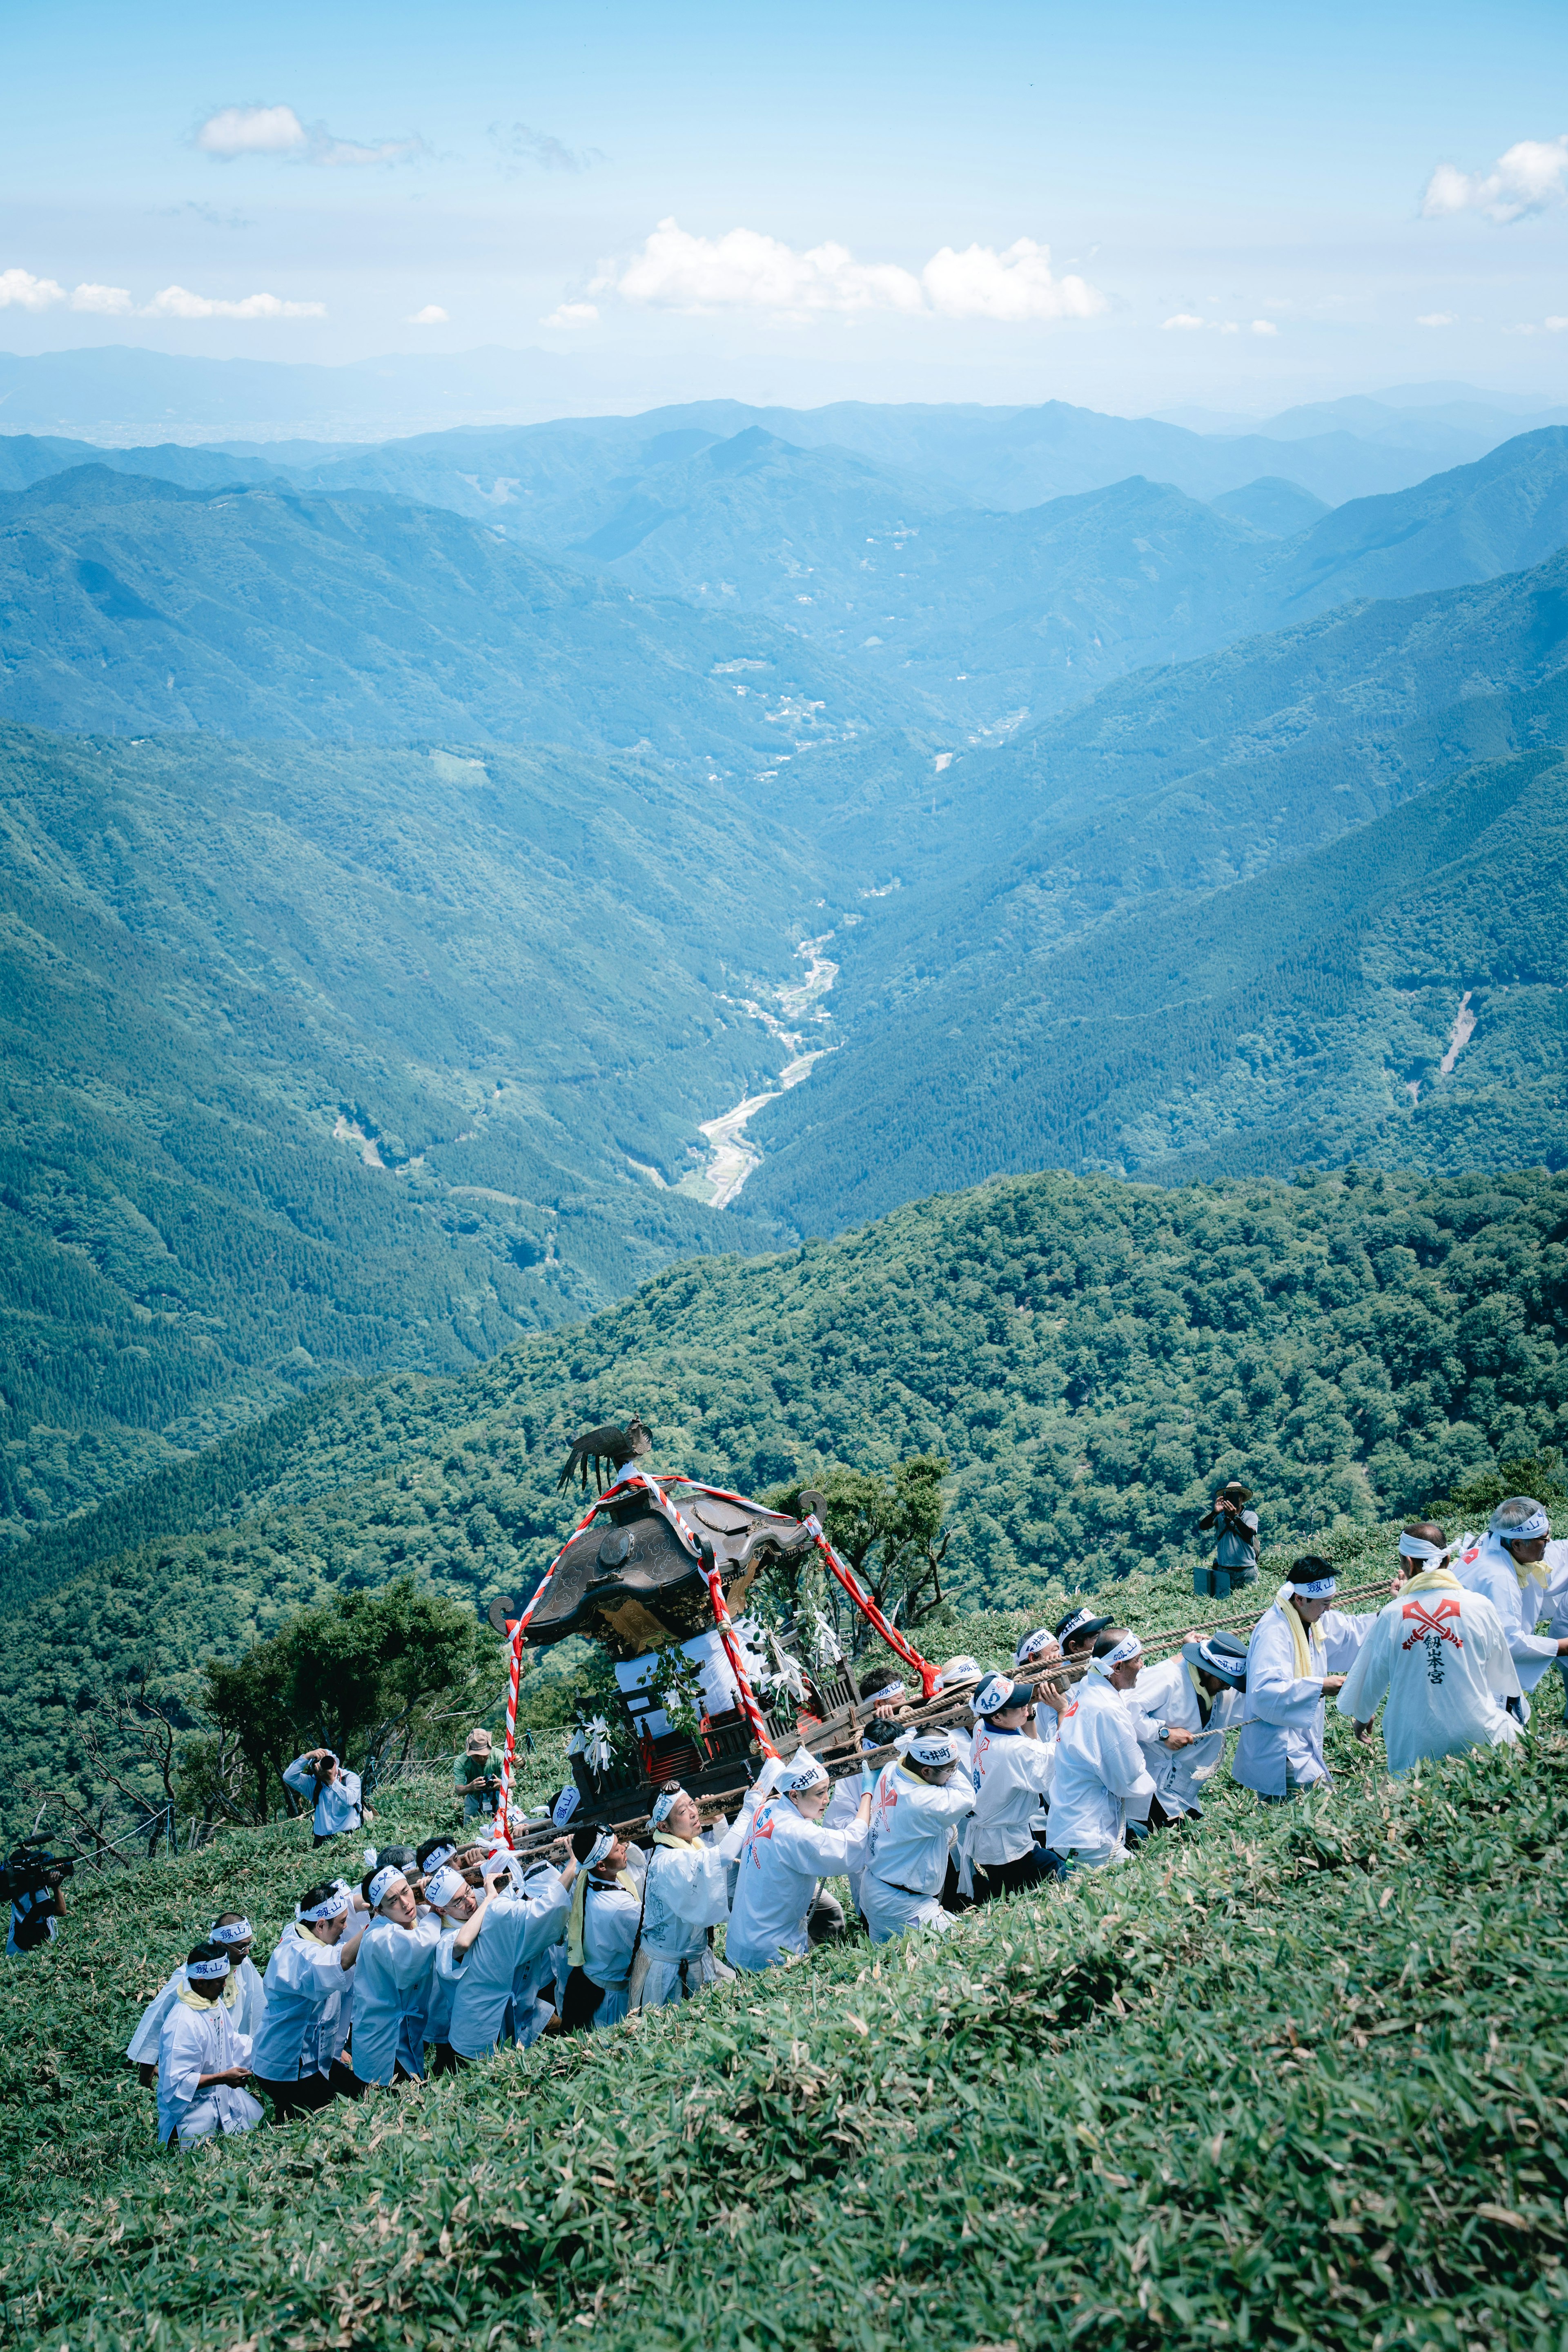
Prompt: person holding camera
<box><xmin>454</xmin><ymin>1728</ymin><xmax>502</xmax><ymax>1822</ymax></box>
<box><xmin>156</xmin><ymin>1941</ymin><xmax>264</xmax><ymax>2151</ymax></box>
<box><xmin>4</xmin><ymin>1840</ymin><xmax>70</xmax><ymax>1957</ymax></box>
<box><xmin>282</xmin><ymin>1749</ymin><xmax>374</xmax><ymax>1844</ymax></box>
<box><xmin>1196</xmin><ymin>1480</ymin><xmax>1261</xmax><ymax>1599</ymax></box>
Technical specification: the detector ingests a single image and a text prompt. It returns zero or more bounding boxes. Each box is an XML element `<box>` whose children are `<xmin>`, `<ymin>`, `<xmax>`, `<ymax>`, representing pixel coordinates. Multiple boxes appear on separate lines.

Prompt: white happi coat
<box><xmin>967</xmin><ymin>1722</ymin><xmax>1057</xmax><ymax>1867</ymax></box>
<box><xmin>350</xmin><ymin>1913</ymin><xmax>442</xmax><ymax>2084</ymax></box>
<box><xmin>1044</xmin><ymin>1677</ymin><xmax>1156</xmax><ymax>1866</ymax></box>
<box><xmin>1337</xmin><ymin>1579</ymin><xmax>1521</xmax><ymax>1775</ymax></box>
<box><xmin>726</xmin><ymin>1796</ymin><xmax>869</xmax><ymax>1972</ymax></box>
<box><xmin>156</xmin><ymin>1996</ymin><xmax>262</xmax><ymax>2149</ymax></box>
<box><xmin>252</xmin><ymin>1924</ymin><xmax>355</xmax><ymax>2082</ymax></box>
<box><xmin>128</xmin><ymin>1956</ymin><xmax>265</xmax><ymax>2067</ymax></box>
<box><xmin>436</xmin><ymin>1873</ymin><xmax>571</xmax><ymax>2059</ymax></box>
<box><xmin>1231</xmin><ymin>1603</ymin><xmax>1373</xmax><ymax>1797</ymax></box>
<box><xmin>581</xmin><ymin>1876</ymin><xmax>642</xmax><ymax>2028</ymax></box>
<box><xmin>1453</xmin><ymin>1536</ymin><xmax>1559</xmax><ymax>1695</ymax></box>
<box><xmin>425</xmin><ymin>1920</ymin><xmax>462</xmax><ymax>2046</ymax></box>
<box><xmin>1129</xmin><ymin>1657</ymin><xmax>1244</xmax><ymax>1818</ymax></box>
<box><xmin>282</xmin><ymin>1756</ymin><xmax>364</xmax><ymax>1838</ymax></box>
<box><xmin>862</xmin><ymin>1760</ymin><xmax>973</xmax><ymax>1943</ymax></box>
<box><xmin>638</xmin><ymin>1832</ymin><xmax>731</xmax><ymax>2005</ymax></box>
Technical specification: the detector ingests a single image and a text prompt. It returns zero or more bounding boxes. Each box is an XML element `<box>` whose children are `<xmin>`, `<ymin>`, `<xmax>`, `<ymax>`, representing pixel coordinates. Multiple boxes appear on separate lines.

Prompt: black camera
<box><xmin>1</xmin><ymin>1839</ymin><xmax>75</xmax><ymax>1938</ymax></box>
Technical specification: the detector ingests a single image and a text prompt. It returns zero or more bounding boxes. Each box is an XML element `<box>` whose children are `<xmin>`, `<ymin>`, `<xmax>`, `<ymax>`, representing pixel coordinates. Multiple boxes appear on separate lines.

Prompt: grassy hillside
<box><xmin>4</xmin><ymin>1162</ymin><xmax>1563</xmax><ymax>1822</ymax></box>
<box><xmin>1</xmin><ymin>1605</ymin><xmax>1564</xmax><ymax>2352</ymax></box>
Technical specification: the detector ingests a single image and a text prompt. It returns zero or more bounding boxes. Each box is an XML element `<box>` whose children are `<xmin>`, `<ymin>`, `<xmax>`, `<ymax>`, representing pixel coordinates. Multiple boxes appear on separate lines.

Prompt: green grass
<box><xmin>8</xmin><ymin>1529</ymin><xmax>1567</xmax><ymax>2350</ymax></box>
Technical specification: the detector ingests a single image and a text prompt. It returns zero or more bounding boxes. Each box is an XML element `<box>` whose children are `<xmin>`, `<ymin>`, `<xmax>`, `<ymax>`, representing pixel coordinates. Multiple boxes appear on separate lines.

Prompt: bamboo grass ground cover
<box><xmin>4</xmin><ymin>1536</ymin><xmax>1565</xmax><ymax>2352</ymax></box>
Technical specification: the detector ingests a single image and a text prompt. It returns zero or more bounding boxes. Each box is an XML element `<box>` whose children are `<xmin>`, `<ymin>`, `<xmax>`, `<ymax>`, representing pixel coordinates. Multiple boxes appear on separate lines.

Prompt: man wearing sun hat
<box><xmin>1129</xmin><ymin>1633</ymin><xmax>1249</xmax><ymax>1821</ymax></box>
<box><xmin>727</xmin><ymin>1754</ymin><xmax>873</xmax><ymax>1972</ymax></box>
<box><xmin>1196</xmin><ymin>1481</ymin><xmax>1261</xmax><ymax>1600</ymax></box>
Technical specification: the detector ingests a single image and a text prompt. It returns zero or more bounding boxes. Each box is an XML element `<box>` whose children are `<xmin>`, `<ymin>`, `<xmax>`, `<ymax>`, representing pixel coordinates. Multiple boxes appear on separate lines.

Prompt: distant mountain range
<box><xmin>3</xmin><ymin>374</ymin><xmax>1568</xmax><ymax>1550</ymax></box>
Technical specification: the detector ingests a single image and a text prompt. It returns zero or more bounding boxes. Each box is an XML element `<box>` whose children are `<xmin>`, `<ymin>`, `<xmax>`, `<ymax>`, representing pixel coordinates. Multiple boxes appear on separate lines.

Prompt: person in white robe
<box><xmin>1129</xmin><ymin>1633</ymin><xmax>1248</xmax><ymax>1822</ymax></box>
<box><xmin>349</xmin><ymin>1865</ymin><xmax>443</xmax><ymax>2087</ymax></box>
<box><xmin>128</xmin><ymin>1913</ymin><xmax>266</xmax><ymax>2086</ymax></box>
<box><xmin>1231</xmin><ymin>1557</ymin><xmax>1378</xmax><ymax>1801</ymax></box>
<box><xmin>156</xmin><ymin>1943</ymin><xmax>263</xmax><ymax>2150</ymax></box>
<box><xmin>556</xmin><ymin>1824</ymin><xmax>642</xmax><ymax>2030</ymax></box>
<box><xmin>1339</xmin><ymin>1524</ymin><xmax>1523</xmax><ymax>1774</ymax></box>
<box><xmin>1044</xmin><ymin>1630</ymin><xmax>1158</xmax><ymax>1869</ymax></box>
<box><xmin>861</xmin><ymin>1730</ymin><xmax>974</xmax><ymax>1943</ymax></box>
<box><xmin>1453</xmin><ymin>1499</ymin><xmax>1568</xmax><ymax>1723</ymax></box>
<box><xmin>282</xmin><ymin>1749</ymin><xmax>372</xmax><ymax>1843</ymax></box>
<box><xmin>251</xmin><ymin>1879</ymin><xmax>368</xmax><ymax>2120</ymax></box>
<box><xmin>1011</xmin><ymin>1629</ymin><xmax>1074</xmax><ymax>1732</ymax></box>
<box><xmin>434</xmin><ymin>1851</ymin><xmax>574</xmax><ymax>2061</ymax></box>
<box><xmin>630</xmin><ymin>1784</ymin><xmax>733</xmax><ymax>2006</ymax></box>
<box><xmin>966</xmin><ymin>1672</ymin><xmax>1060</xmax><ymax>1901</ymax></box>
<box><xmin>727</xmin><ymin>1755</ymin><xmax>872</xmax><ymax>1971</ymax></box>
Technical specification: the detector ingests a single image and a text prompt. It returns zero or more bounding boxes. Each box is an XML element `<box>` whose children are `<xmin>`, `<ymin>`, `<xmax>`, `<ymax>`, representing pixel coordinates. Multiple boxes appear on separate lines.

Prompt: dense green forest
<box><xmin>3</xmin><ymin>1162</ymin><xmax>1563</xmax><ymax>1823</ymax></box>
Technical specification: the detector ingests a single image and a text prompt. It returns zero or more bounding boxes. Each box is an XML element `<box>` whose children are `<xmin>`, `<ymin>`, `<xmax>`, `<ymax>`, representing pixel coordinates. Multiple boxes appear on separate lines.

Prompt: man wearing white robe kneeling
<box><xmin>727</xmin><ymin>1754</ymin><xmax>872</xmax><ymax>1973</ymax></box>
<box><xmin>862</xmin><ymin>1730</ymin><xmax>975</xmax><ymax>1944</ymax></box>
<box><xmin>1044</xmin><ymin>1629</ymin><xmax>1157</xmax><ymax>1871</ymax></box>
<box><xmin>156</xmin><ymin>1942</ymin><xmax>263</xmax><ymax>2152</ymax></box>
<box><xmin>1338</xmin><ymin>1523</ymin><xmax>1523</xmax><ymax>1774</ymax></box>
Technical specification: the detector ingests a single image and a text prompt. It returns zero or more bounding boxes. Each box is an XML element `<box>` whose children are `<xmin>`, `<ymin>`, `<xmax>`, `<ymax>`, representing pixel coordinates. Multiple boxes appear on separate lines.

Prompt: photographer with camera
<box><xmin>1197</xmin><ymin>1480</ymin><xmax>1261</xmax><ymax>1600</ymax></box>
<box><xmin>282</xmin><ymin>1748</ymin><xmax>374</xmax><ymax>1845</ymax></box>
<box><xmin>4</xmin><ymin>1838</ymin><xmax>72</xmax><ymax>1958</ymax></box>
<box><xmin>454</xmin><ymin>1728</ymin><xmax>502</xmax><ymax>1822</ymax></box>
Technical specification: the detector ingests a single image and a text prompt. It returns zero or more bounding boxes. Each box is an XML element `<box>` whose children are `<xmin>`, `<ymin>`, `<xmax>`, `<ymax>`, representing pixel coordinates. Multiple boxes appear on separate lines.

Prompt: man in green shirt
<box><xmin>454</xmin><ymin>1728</ymin><xmax>502</xmax><ymax>1821</ymax></box>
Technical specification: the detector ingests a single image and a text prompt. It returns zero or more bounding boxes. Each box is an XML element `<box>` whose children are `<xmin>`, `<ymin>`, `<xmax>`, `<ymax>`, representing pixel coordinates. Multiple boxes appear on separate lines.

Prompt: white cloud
<box><xmin>921</xmin><ymin>238</ymin><xmax>1105</xmax><ymax>321</ymax></box>
<box><xmin>1250</xmin><ymin>318</ymin><xmax>1278</xmax><ymax>336</ymax></box>
<box><xmin>1548</xmin><ymin>316</ymin><xmax>1568</xmax><ymax>333</ymax></box>
<box><xmin>589</xmin><ymin>218</ymin><xmax>1106</xmax><ymax>324</ymax></box>
<box><xmin>407</xmin><ymin>303</ymin><xmax>448</xmax><ymax>325</ymax></box>
<box><xmin>1422</xmin><ymin>136</ymin><xmax>1568</xmax><ymax>223</ymax></box>
<box><xmin>0</xmin><ymin>267</ymin><xmax>67</xmax><ymax>310</ymax></box>
<box><xmin>1417</xmin><ymin>311</ymin><xmax>1457</xmax><ymax>327</ymax></box>
<box><xmin>1161</xmin><ymin>312</ymin><xmax>1205</xmax><ymax>330</ymax></box>
<box><xmin>197</xmin><ymin>104</ymin><xmax>307</xmax><ymax>157</ymax></box>
<box><xmin>541</xmin><ymin>301</ymin><xmax>599</xmax><ymax>329</ymax></box>
<box><xmin>143</xmin><ymin>284</ymin><xmax>326</xmax><ymax>319</ymax></box>
<box><xmin>70</xmin><ymin>283</ymin><xmax>134</xmax><ymax>314</ymax></box>
<box><xmin>196</xmin><ymin>102</ymin><xmax>424</xmax><ymax>167</ymax></box>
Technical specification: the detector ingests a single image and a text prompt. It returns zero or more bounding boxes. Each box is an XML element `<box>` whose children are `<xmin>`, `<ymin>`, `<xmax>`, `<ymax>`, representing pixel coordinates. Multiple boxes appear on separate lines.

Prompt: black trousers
<box><xmin>256</xmin><ymin>2058</ymin><xmax>365</xmax><ymax>2124</ymax></box>
<box><xmin>972</xmin><ymin>1842</ymin><xmax>1066</xmax><ymax>1903</ymax></box>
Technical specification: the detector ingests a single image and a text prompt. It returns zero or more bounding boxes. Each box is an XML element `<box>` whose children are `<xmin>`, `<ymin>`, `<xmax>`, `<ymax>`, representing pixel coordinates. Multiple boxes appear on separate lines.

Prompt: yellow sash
<box><xmin>1400</xmin><ymin>1565</ymin><xmax>1462</xmax><ymax>1598</ymax></box>
<box><xmin>566</xmin><ymin>1866</ymin><xmax>637</xmax><ymax>1969</ymax></box>
<box><xmin>1271</xmin><ymin>1583</ymin><xmax>1324</xmax><ymax>1680</ymax></box>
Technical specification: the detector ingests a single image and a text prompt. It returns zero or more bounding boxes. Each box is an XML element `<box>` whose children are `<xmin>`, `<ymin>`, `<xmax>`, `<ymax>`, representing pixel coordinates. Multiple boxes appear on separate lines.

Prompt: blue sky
<box><xmin>4</xmin><ymin>0</ymin><xmax>1568</xmax><ymax>415</ymax></box>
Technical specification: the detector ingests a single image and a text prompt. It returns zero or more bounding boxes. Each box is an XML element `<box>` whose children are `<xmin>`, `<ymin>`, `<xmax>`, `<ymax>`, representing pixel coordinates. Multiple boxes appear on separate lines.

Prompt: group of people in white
<box><xmin>135</xmin><ymin>1495</ymin><xmax>1564</xmax><ymax>2151</ymax></box>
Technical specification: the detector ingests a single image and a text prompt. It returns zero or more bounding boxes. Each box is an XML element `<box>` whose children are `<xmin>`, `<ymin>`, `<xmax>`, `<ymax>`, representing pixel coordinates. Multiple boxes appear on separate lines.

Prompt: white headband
<box><xmin>1398</xmin><ymin>1534</ymin><xmax>1447</xmax><ymax>1563</ymax></box>
<box><xmin>367</xmin><ymin>1866</ymin><xmax>405</xmax><ymax>1912</ymax></box>
<box><xmin>1089</xmin><ymin>1634</ymin><xmax>1142</xmax><ymax>1676</ymax></box>
<box><xmin>209</xmin><ymin>1918</ymin><xmax>252</xmax><ymax>1945</ymax></box>
<box><xmin>777</xmin><ymin>1755</ymin><xmax>829</xmax><ymax>1794</ymax></box>
<box><xmin>1497</xmin><ymin>1509</ymin><xmax>1550</xmax><ymax>1544</ymax></box>
<box><xmin>1288</xmin><ymin>1577</ymin><xmax>1337</xmax><ymax>1600</ymax></box>
<box><xmin>972</xmin><ymin>1673</ymin><xmax>1025</xmax><ymax>1716</ymax></box>
<box><xmin>296</xmin><ymin>1889</ymin><xmax>351</xmax><ymax>1924</ymax></box>
<box><xmin>905</xmin><ymin>1732</ymin><xmax>958</xmax><ymax>1768</ymax></box>
<box><xmin>650</xmin><ymin>1786</ymin><xmax>688</xmax><ymax>1825</ymax></box>
<box><xmin>421</xmin><ymin>1842</ymin><xmax>457</xmax><ymax>1875</ymax></box>
<box><xmin>1058</xmin><ymin>1608</ymin><xmax>1099</xmax><ymax>1643</ymax></box>
<box><xmin>187</xmin><ymin>1954</ymin><xmax>230</xmax><ymax>1982</ymax></box>
<box><xmin>865</xmin><ymin>1681</ymin><xmax>906</xmax><ymax>1707</ymax></box>
<box><xmin>584</xmin><ymin>1828</ymin><xmax>617</xmax><ymax>1869</ymax></box>
<box><xmin>423</xmin><ymin>1866</ymin><xmax>466</xmax><ymax>1910</ymax></box>
<box><xmin>1014</xmin><ymin>1630</ymin><xmax>1056</xmax><ymax>1665</ymax></box>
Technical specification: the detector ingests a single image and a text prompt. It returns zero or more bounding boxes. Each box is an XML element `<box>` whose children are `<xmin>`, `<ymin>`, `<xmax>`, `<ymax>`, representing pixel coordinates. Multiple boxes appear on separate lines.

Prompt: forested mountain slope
<box><xmin>4</xmin><ymin>1162</ymin><xmax>1564</xmax><ymax>1815</ymax></box>
<box><xmin>0</xmin><ymin>467</ymin><xmax>900</xmax><ymax>751</ymax></box>
<box><xmin>748</xmin><ymin>748</ymin><xmax>1568</xmax><ymax>1229</ymax></box>
<box><xmin>0</xmin><ymin>724</ymin><xmax>828</xmax><ymax>1543</ymax></box>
